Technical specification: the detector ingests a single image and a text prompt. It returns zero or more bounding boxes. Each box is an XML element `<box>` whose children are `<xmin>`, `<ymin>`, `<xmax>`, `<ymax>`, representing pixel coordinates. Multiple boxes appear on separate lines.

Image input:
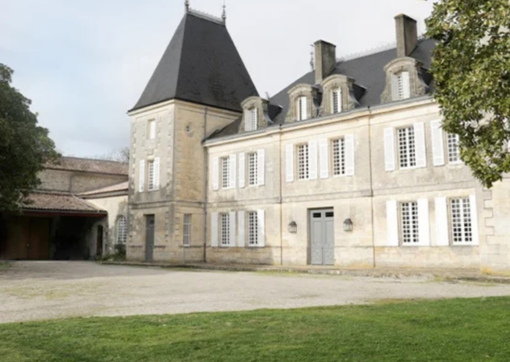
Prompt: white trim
<box><xmin>257</xmin><ymin>149</ymin><xmax>265</xmax><ymax>186</ymax></box>
<box><xmin>431</xmin><ymin>120</ymin><xmax>445</xmax><ymax>166</ymax></box>
<box><xmin>308</xmin><ymin>140</ymin><xmax>318</xmax><ymax>180</ymax></box>
<box><xmin>319</xmin><ymin>138</ymin><xmax>329</xmax><ymax>179</ymax></box>
<box><xmin>435</xmin><ymin>197</ymin><xmax>449</xmax><ymax>246</ymax></box>
<box><xmin>344</xmin><ymin>134</ymin><xmax>355</xmax><ymax>177</ymax></box>
<box><xmin>238</xmin><ymin>153</ymin><xmax>245</xmax><ymax>188</ymax></box>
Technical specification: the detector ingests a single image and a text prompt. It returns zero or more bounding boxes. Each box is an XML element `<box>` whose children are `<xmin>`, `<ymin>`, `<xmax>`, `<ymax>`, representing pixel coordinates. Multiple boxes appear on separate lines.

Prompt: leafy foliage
<box><xmin>426</xmin><ymin>0</ymin><xmax>510</xmax><ymax>188</ymax></box>
<box><xmin>0</xmin><ymin>64</ymin><xmax>59</xmax><ymax>211</ymax></box>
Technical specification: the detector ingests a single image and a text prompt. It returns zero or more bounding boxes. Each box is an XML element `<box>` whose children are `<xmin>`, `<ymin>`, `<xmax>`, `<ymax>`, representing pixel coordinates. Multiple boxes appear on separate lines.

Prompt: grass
<box><xmin>1</xmin><ymin>297</ymin><xmax>510</xmax><ymax>362</ymax></box>
<box><xmin>0</xmin><ymin>262</ymin><xmax>10</xmax><ymax>270</ymax></box>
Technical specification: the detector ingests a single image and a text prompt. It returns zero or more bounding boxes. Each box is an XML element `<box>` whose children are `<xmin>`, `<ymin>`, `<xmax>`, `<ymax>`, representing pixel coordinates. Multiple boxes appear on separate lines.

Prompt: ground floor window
<box><xmin>116</xmin><ymin>216</ymin><xmax>127</xmax><ymax>244</ymax></box>
<box><xmin>450</xmin><ymin>198</ymin><xmax>473</xmax><ymax>244</ymax></box>
<box><xmin>183</xmin><ymin>214</ymin><xmax>191</xmax><ymax>246</ymax></box>
<box><xmin>248</xmin><ymin>211</ymin><xmax>258</xmax><ymax>246</ymax></box>
<box><xmin>400</xmin><ymin>201</ymin><xmax>419</xmax><ymax>244</ymax></box>
<box><xmin>220</xmin><ymin>213</ymin><xmax>230</xmax><ymax>246</ymax></box>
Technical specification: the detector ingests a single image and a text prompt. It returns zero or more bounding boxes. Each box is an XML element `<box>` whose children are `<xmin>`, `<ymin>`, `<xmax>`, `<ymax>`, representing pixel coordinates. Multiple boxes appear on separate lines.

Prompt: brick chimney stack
<box><xmin>314</xmin><ymin>40</ymin><xmax>336</xmax><ymax>84</ymax></box>
<box><xmin>395</xmin><ymin>14</ymin><xmax>418</xmax><ymax>58</ymax></box>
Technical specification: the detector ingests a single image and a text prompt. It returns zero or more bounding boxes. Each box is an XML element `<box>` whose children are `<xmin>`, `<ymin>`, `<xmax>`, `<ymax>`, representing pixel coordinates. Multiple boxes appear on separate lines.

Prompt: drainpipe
<box><xmin>203</xmin><ymin>107</ymin><xmax>209</xmax><ymax>263</ymax></box>
<box><xmin>367</xmin><ymin>107</ymin><xmax>376</xmax><ymax>268</ymax></box>
<box><xmin>279</xmin><ymin>127</ymin><xmax>284</xmax><ymax>265</ymax></box>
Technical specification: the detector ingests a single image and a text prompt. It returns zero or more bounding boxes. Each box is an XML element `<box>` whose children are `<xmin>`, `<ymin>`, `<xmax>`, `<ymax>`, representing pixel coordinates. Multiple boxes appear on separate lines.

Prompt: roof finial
<box><xmin>222</xmin><ymin>0</ymin><xmax>227</xmax><ymax>24</ymax></box>
<box><xmin>185</xmin><ymin>0</ymin><xmax>190</xmax><ymax>13</ymax></box>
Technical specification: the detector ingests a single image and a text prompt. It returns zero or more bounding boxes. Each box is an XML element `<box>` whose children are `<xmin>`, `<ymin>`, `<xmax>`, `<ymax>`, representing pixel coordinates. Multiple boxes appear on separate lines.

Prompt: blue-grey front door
<box><xmin>310</xmin><ymin>209</ymin><xmax>335</xmax><ymax>265</ymax></box>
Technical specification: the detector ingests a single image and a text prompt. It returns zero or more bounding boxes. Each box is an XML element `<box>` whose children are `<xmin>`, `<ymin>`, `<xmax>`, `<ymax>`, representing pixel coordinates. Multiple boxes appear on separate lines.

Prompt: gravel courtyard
<box><xmin>1</xmin><ymin>261</ymin><xmax>510</xmax><ymax>324</ymax></box>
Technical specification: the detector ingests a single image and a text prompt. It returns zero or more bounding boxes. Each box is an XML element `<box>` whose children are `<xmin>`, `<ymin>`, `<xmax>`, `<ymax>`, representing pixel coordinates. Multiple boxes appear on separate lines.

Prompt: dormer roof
<box><xmin>130</xmin><ymin>11</ymin><xmax>258</xmax><ymax>113</ymax></box>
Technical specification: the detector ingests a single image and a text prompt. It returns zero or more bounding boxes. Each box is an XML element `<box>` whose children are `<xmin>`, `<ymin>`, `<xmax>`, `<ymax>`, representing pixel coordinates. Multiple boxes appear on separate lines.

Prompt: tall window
<box><xmin>398</xmin><ymin>127</ymin><xmax>416</xmax><ymax>169</ymax></box>
<box><xmin>245</xmin><ymin>108</ymin><xmax>258</xmax><ymax>132</ymax></box>
<box><xmin>332</xmin><ymin>138</ymin><xmax>345</xmax><ymax>176</ymax></box>
<box><xmin>248</xmin><ymin>153</ymin><xmax>258</xmax><ymax>186</ymax></box>
<box><xmin>447</xmin><ymin>133</ymin><xmax>460</xmax><ymax>163</ymax></box>
<box><xmin>148</xmin><ymin>119</ymin><xmax>156</xmax><ymax>140</ymax></box>
<box><xmin>401</xmin><ymin>201</ymin><xmax>419</xmax><ymax>244</ymax></box>
<box><xmin>297</xmin><ymin>144</ymin><xmax>309</xmax><ymax>180</ymax></box>
<box><xmin>331</xmin><ymin>88</ymin><xmax>342</xmax><ymax>114</ymax></box>
<box><xmin>297</xmin><ymin>96</ymin><xmax>307</xmax><ymax>121</ymax></box>
<box><xmin>183</xmin><ymin>214</ymin><xmax>191</xmax><ymax>246</ymax></box>
<box><xmin>220</xmin><ymin>213</ymin><xmax>230</xmax><ymax>246</ymax></box>
<box><xmin>221</xmin><ymin>157</ymin><xmax>230</xmax><ymax>188</ymax></box>
<box><xmin>248</xmin><ymin>211</ymin><xmax>258</xmax><ymax>246</ymax></box>
<box><xmin>116</xmin><ymin>216</ymin><xmax>127</xmax><ymax>244</ymax></box>
<box><xmin>147</xmin><ymin>160</ymin><xmax>155</xmax><ymax>191</ymax></box>
<box><xmin>450</xmin><ymin>198</ymin><xmax>473</xmax><ymax>244</ymax></box>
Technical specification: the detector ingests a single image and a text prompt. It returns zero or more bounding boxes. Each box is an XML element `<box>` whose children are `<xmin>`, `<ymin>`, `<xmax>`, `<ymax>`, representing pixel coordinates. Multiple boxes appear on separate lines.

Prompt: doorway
<box><xmin>309</xmin><ymin>209</ymin><xmax>335</xmax><ymax>265</ymax></box>
<box><xmin>96</xmin><ymin>225</ymin><xmax>104</xmax><ymax>258</ymax></box>
<box><xmin>145</xmin><ymin>215</ymin><xmax>155</xmax><ymax>262</ymax></box>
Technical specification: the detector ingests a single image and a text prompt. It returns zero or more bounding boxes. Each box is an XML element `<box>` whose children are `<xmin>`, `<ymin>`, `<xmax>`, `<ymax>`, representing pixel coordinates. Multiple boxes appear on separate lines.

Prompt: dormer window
<box><xmin>392</xmin><ymin>71</ymin><xmax>410</xmax><ymax>101</ymax></box>
<box><xmin>331</xmin><ymin>88</ymin><xmax>342</xmax><ymax>114</ymax></box>
<box><xmin>297</xmin><ymin>96</ymin><xmax>308</xmax><ymax>121</ymax></box>
<box><xmin>245</xmin><ymin>107</ymin><xmax>258</xmax><ymax>132</ymax></box>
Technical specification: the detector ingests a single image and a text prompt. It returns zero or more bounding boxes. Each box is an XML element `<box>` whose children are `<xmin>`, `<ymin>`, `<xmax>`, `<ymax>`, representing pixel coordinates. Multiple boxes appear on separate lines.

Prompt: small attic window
<box><xmin>392</xmin><ymin>71</ymin><xmax>410</xmax><ymax>101</ymax></box>
<box><xmin>296</xmin><ymin>96</ymin><xmax>308</xmax><ymax>121</ymax></box>
<box><xmin>245</xmin><ymin>107</ymin><xmax>258</xmax><ymax>132</ymax></box>
<box><xmin>331</xmin><ymin>88</ymin><xmax>342</xmax><ymax>114</ymax></box>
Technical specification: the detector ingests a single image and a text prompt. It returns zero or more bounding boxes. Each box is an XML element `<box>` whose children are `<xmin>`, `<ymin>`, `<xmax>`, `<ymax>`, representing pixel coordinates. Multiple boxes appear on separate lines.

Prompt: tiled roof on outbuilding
<box><xmin>78</xmin><ymin>182</ymin><xmax>129</xmax><ymax>198</ymax></box>
<box><xmin>46</xmin><ymin>157</ymin><xmax>128</xmax><ymax>176</ymax></box>
<box><xmin>23</xmin><ymin>192</ymin><xmax>106</xmax><ymax>214</ymax></box>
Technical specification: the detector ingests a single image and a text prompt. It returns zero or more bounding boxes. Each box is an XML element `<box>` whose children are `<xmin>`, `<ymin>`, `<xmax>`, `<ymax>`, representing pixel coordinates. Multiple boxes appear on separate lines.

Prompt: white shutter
<box><xmin>384</xmin><ymin>128</ymin><xmax>395</xmax><ymax>172</ymax></box>
<box><xmin>402</xmin><ymin>72</ymin><xmax>411</xmax><ymax>99</ymax></box>
<box><xmin>229</xmin><ymin>154</ymin><xmax>236</xmax><ymax>189</ymax></box>
<box><xmin>257</xmin><ymin>149</ymin><xmax>265</xmax><ymax>186</ymax></box>
<box><xmin>153</xmin><ymin>157</ymin><xmax>160</xmax><ymax>190</ymax></box>
<box><xmin>212</xmin><ymin>157</ymin><xmax>219</xmax><ymax>191</ymax></box>
<box><xmin>286</xmin><ymin>144</ymin><xmax>294</xmax><ymax>182</ymax></box>
<box><xmin>470</xmin><ymin>194</ymin><xmax>479</xmax><ymax>245</ymax></box>
<box><xmin>319</xmin><ymin>138</ymin><xmax>329</xmax><ymax>179</ymax></box>
<box><xmin>391</xmin><ymin>74</ymin><xmax>399</xmax><ymax>101</ymax></box>
<box><xmin>139</xmin><ymin>160</ymin><xmax>145</xmax><ymax>192</ymax></box>
<box><xmin>435</xmin><ymin>197</ymin><xmax>449</xmax><ymax>246</ymax></box>
<box><xmin>345</xmin><ymin>134</ymin><xmax>355</xmax><ymax>176</ymax></box>
<box><xmin>229</xmin><ymin>211</ymin><xmax>236</xmax><ymax>247</ymax></box>
<box><xmin>238</xmin><ymin>153</ymin><xmax>246</xmax><ymax>188</ymax></box>
<box><xmin>238</xmin><ymin>211</ymin><xmax>245</xmax><ymax>248</ymax></box>
<box><xmin>258</xmin><ymin>209</ymin><xmax>265</xmax><ymax>247</ymax></box>
<box><xmin>418</xmin><ymin>198</ymin><xmax>430</xmax><ymax>246</ymax></box>
<box><xmin>337</xmin><ymin>89</ymin><xmax>343</xmax><ymax>112</ymax></box>
<box><xmin>414</xmin><ymin>122</ymin><xmax>427</xmax><ymax>168</ymax></box>
<box><xmin>211</xmin><ymin>212</ymin><xmax>218</xmax><ymax>247</ymax></box>
<box><xmin>431</xmin><ymin>120</ymin><xmax>445</xmax><ymax>166</ymax></box>
<box><xmin>386</xmin><ymin>200</ymin><xmax>399</xmax><ymax>246</ymax></box>
<box><xmin>308</xmin><ymin>140</ymin><xmax>318</xmax><ymax>180</ymax></box>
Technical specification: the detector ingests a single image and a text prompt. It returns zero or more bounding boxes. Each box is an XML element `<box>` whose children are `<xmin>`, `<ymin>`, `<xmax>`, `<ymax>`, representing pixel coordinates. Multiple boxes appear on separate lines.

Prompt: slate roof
<box><xmin>209</xmin><ymin>38</ymin><xmax>436</xmax><ymax>140</ymax></box>
<box><xmin>131</xmin><ymin>11</ymin><xmax>258</xmax><ymax>113</ymax></box>
<box><xmin>23</xmin><ymin>192</ymin><xmax>106</xmax><ymax>214</ymax></box>
<box><xmin>46</xmin><ymin>157</ymin><xmax>129</xmax><ymax>176</ymax></box>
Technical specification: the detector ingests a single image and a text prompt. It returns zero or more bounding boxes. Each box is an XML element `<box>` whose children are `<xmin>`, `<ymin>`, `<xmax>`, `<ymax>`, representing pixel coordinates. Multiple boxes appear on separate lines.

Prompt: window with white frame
<box><xmin>148</xmin><ymin>119</ymin><xmax>156</xmax><ymax>140</ymax></box>
<box><xmin>183</xmin><ymin>214</ymin><xmax>191</xmax><ymax>246</ymax></box>
<box><xmin>400</xmin><ymin>201</ymin><xmax>419</xmax><ymax>244</ymax></box>
<box><xmin>398</xmin><ymin>127</ymin><xmax>416</xmax><ymax>169</ymax></box>
<box><xmin>447</xmin><ymin>133</ymin><xmax>460</xmax><ymax>163</ymax></box>
<box><xmin>331</xmin><ymin>88</ymin><xmax>342</xmax><ymax>114</ymax></box>
<box><xmin>297</xmin><ymin>144</ymin><xmax>309</xmax><ymax>180</ymax></box>
<box><xmin>297</xmin><ymin>96</ymin><xmax>307</xmax><ymax>121</ymax></box>
<box><xmin>393</xmin><ymin>71</ymin><xmax>410</xmax><ymax>101</ymax></box>
<box><xmin>248</xmin><ymin>153</ymin><xmax>258</xmax><ymax>186</ymax></box>
<box><xmin>116</xmin><ymin>216</ymin><xmax>127</xmax><ymax>244</ymax></box>
<box><xmin>147</xmin><ymin>160</ymin><xmax>155</xmax><ymax>191</ymax></box>
<box><xmin>221</xmin><ymin>157</ymin><xmax>230</xmax><ymax>188</ymax></box>
<box><xmin>450</xmin><ymin>198</ymin><xmax>473</xmax><ymax>244</ymax></box>
<box><xmin>248</xmin><ymin>211</ymin><xmax>258</xmax><ymax>246</ymax></box>
<box><xmin>245</xmin><ymin>108</ymin><xmax>258</xmax><ymax>132</ymax></box>
<box><xmin>332</xmin><ymin>138</ymin><xmax>346</xmax><ymax>176</ymax></box>
<box><xmin>220</xmin><ymin>213</ymin><xmax>230</xmax><ymax>246</ymax></box>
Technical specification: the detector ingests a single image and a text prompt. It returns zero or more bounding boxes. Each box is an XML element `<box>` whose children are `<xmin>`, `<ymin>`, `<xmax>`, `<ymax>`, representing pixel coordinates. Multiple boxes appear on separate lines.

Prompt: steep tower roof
<box><xmin>131</xmin><ymin>11</ymin><xmax>258</xmax><ymax>113</ymax></box>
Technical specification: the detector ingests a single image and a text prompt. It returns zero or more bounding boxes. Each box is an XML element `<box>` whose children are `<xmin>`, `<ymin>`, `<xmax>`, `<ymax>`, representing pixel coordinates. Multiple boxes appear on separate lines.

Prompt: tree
<box><xmin>0</xmin><ymin>64</ymin><xmax>59</xmax><ymax>211</ymax></box>
<box><xmin>92</xmin><ymin>147</ymin><xmax>130</xmax><ymax>163</ymax></box>
<box><xmin>426</xmin><ymin>0</ymin><xmax>510</xmax><ymax>188</ymax></box>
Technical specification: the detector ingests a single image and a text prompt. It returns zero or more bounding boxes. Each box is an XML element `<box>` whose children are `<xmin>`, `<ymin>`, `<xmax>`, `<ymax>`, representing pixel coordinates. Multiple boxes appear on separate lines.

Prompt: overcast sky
<box><xmin>1</xmin><ymin>0</ymin><xmax>434</xmax><ymax>158</ymax></box>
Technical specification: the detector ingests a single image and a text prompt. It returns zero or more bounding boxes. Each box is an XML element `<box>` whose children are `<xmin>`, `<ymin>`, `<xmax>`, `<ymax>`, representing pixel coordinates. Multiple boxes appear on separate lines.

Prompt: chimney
<box><xmin>395</xmin><ymin>14</ymin><xmax>418</xmax><ymax>58</ymax></box>
<box><xmin>314</xmin><ymin>40</ymin><xmax>336</xmax><ymax>84</ymax></box>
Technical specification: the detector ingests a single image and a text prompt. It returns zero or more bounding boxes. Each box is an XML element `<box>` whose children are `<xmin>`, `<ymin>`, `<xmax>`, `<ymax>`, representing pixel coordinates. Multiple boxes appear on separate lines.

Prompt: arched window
<box><xmin>116</xmin><ymin>216</ymin><xmax>127</xmax><ymax>245</ymax></box>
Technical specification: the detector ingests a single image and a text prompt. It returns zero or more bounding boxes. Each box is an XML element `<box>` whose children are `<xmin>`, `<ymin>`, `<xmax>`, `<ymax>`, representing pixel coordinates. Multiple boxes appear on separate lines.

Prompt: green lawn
<box><xmin>0</xmin><ymin>262</ymin><xmax>10</xmax><ymax>270</ymax></box>
<box><xmin>1</xmin><ymin>297</ymin><xmax>510</xmax><ymax>362</ymax></box>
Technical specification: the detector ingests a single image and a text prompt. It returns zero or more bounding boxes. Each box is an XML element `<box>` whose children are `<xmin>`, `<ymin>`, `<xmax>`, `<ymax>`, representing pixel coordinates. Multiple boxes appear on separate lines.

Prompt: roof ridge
<box><xmin>60</xmin><ymin>156</ymin><xmax>128</xmax><ymax>165</ymax></box>
<box><xmin>187</xmin><ymin>8</ymin><xmax>225</xmax><ymax>25</ymax></box>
